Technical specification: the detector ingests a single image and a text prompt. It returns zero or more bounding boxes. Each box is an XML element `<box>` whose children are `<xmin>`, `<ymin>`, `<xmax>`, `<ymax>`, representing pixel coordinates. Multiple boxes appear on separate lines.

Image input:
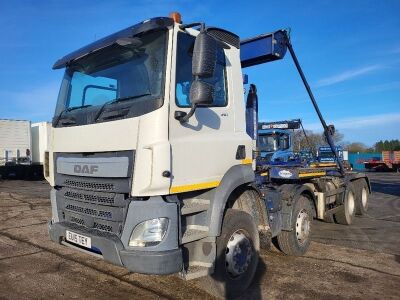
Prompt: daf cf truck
<box><xmin>46</xmin><ymin>13</ymin><xmax>370</xmax><ymax>298</ymax></box>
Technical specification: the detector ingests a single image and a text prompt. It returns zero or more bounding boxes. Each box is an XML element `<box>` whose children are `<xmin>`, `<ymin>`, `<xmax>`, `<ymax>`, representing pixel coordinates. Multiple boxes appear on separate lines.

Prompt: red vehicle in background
<box><xmin>361</xmin><ymin>151</ymin><xmax>400</xmax><ymax>172</ymax></box>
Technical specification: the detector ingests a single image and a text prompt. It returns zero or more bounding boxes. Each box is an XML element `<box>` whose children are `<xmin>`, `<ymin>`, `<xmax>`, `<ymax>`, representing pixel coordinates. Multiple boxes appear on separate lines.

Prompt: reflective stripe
<box><xmin>298</xmin><ymin>172</ymin><xmax>326</xmax><ymax>178</ymax></box>
<box><xmin>241</xmin><ymin>158</ymin><xmax>253</xmax><ymax>164</ymax></box>
<box><xmin>310</xmin><ymin>163</ymin><xmax>337</xmax><ymax>168</ymax></box>
<box><xmin>170</xmin><ymin>180</ymin><xmax>220</xmax><ymax>194</ymax></box>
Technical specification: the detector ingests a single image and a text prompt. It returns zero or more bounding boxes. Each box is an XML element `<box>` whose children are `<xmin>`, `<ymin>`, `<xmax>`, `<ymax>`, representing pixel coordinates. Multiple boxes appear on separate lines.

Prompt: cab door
<box><xmin>168</xmin><ymin>31</ymin><xmax>239</xmax><ymax>193</ymax></box>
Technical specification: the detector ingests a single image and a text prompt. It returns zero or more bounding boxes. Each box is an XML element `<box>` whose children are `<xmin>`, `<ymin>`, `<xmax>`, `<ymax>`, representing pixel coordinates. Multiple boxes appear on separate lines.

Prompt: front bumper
<box><xmin>49</xmin><ymin>221</ymin><xmax>183</xmax><ymax>275</ymax></box>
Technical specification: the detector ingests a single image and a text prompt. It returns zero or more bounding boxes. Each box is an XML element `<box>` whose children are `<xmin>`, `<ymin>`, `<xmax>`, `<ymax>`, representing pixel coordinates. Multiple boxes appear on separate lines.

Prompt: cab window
<box><xmin>175</xmin><ymin>32</ymin><xmax>227</xmax><ymax>107</ymax></box>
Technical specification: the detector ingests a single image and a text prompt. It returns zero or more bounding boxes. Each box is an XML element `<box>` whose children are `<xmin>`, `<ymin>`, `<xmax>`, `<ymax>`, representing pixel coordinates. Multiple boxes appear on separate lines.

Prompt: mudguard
<box><xmin>208</xmin><ymin>165</ymin><xmax>255</xmax><ymax>236</ymax></box>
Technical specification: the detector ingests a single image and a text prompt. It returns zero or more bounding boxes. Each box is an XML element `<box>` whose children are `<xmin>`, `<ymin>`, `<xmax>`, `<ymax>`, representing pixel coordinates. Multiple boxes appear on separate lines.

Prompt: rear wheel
<box><xmin>277</xmin><ymin>195</ymin><xmax>312</xmax><ymax>256</ymax></box>
<box><xmin>334</xmin><ymin>183</ymin><xmax>356</xmax><ymax>225</ymax></box>
<box><xmin>323</xmin><ymin>213</ymin><xmax>335</xmax><ymax>223</ymax></box>
<box><xmin>201</xmin><ymin>209</ymin><xmax>259</xmax><ymax>299</ymax></box>
<box><xmin>322</xmin><ymin>181</ymin><xmax>336</xmax><ymax>223</ymax></box>
<box><xmin>355</xmin><ymin>180</ymin><xmax>369</xmax><ymax>215</ymax></box>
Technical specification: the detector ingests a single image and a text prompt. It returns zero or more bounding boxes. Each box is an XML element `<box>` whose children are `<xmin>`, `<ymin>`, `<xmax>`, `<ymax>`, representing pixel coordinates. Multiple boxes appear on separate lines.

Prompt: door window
<box><xmin>175</xmin><ymin>32</ymin><xmax>227</xmax><ymax>107</ymax></box>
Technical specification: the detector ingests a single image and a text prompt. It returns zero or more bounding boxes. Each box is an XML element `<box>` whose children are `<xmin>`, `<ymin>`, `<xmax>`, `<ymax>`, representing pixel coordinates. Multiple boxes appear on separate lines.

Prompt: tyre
<box><xmin>277</xmin><ymin>195</ymin><xmax>312</xmax><ymax>256</ymax></box>
<box><xmin>355</xmin><ymin>179</ymin><xmax>369</xmax><ymax>215</ymax></box>
<box><xmin>334</xmin><ymin>183</ymin><xmax>356</xmax><ymax>225</ymax></box>
<box><xmin>232</xmin><ymin>189</ymin><xmax>263</xmax><ymax>227</ymax></box>
<box><xmin>322</xmin><ymin>181</ymin><xmax>336</xmax><ymax>223</ymax></box>
<box><xmin>201</xmin><ymin>209</ymin><xmax>259</xmax><ymax>299</ymax></box>
<box><xmin>323</xmin><ymin>213</ymin><xmax>335</xmax><ymax>223</ymax></box>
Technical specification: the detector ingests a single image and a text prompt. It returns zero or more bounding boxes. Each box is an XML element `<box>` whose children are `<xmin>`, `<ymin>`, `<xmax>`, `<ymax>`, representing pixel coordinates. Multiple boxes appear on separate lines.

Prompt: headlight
<box><xmin>129</xmin><ymin>218</ymin><xmax>169</xmax><ymax>247</ymax></box>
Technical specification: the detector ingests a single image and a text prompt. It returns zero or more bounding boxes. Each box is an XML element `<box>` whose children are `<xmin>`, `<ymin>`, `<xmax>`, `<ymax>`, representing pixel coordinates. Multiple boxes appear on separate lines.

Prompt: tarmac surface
<box><xmin>0</xmin><ymin>172</ymin><xmax>399</xmax><ymax>299</ymax></box>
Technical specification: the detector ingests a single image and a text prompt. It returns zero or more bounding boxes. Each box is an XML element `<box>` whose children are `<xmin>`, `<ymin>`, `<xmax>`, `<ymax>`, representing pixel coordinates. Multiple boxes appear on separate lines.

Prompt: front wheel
<box><xmin>201</xmin><ymin>209</ymin><xmax>259</xmax><ymax>299</ymax></box>
<box><xmin>277</xmin><ymin>195</ymin><xmax>313</xmax><ymax>256</ymax></box>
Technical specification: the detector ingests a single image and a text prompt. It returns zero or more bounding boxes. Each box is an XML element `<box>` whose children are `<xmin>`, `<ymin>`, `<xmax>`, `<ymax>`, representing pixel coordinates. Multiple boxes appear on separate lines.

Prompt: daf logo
<box><xmin>73</xmin><ymin>164</ymin><xmax>99</xmax><ymax>174</ymax></box>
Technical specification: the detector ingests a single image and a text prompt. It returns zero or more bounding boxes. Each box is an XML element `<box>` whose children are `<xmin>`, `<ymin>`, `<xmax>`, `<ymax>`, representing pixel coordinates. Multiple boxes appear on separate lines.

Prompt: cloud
<box><xmin>304</xmin><ymin>113</ymin><xmax>400</xmax><ymax>145</ymax></box>
<box><xmin>306</xmin><ymin>113</ymin><xmax>400</xmax><ymax>131</ymax></box>
<box><xmin>314</xmin><ymin>80</ymin><xmax>400</xmax><ymax>99</ymax></box>
<box><xmin>315</xmin><ymin>64</ymin><xmax>384</xmax><ymax>87</ymax></box>
<box><xmin>362</xmin><ymin>81</ymin><xmax>400</xmax><ymax>93</ymax></box>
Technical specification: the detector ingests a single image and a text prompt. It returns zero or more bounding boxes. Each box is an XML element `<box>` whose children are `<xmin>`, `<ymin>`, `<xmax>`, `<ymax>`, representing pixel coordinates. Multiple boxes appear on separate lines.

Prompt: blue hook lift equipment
<box><xmin>258</xmin><ymin>119</ymin><xmax>301</xmax><ymax>130</ymax></box>
<box><xmin>240</xmin><ymin>29</ymin><xmax>345</xmax><ymax>176</ymax></box>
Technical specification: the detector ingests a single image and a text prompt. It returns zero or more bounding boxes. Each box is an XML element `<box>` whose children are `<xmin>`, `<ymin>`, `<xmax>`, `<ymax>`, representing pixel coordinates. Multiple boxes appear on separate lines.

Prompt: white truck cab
<box><xmin>47</xmin><ymin>15</ymin><xmax>256</xmax><ymax>295</ymax></box>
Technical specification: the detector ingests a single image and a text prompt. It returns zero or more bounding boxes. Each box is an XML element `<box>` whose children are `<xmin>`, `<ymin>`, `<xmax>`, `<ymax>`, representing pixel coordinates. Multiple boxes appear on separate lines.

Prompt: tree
<box><xmin>345</xmin><ymin>142</ymin><xmax>368</xmax><ymax>153</ymax></box>
<box><xmin>292</xmin><ymin>129</ymin><xmax>324</xmax><ymax>155</ymax></box>
<box><xmin>292</xmin><ymin>128</ymin><xmax>345</xmax><ymax>155</ymax></box>
<box><xmin>383</xmin><ymin>140</ymin><xmax>390</xmax><ymax>151</ymax></box>
<box><xmin>375</xmin><ymin>140</ymin><xmax>384</xmax><ymax>152</ymax></box>
<box><xmin>375</xmin><ymin>139</ymin><xmax>400</xmax><ymax>151</ymax></box>
<box><xmin>321</xmin><ymin>129</ymin><xmax>344</xmax><ymax>145</ymax></box>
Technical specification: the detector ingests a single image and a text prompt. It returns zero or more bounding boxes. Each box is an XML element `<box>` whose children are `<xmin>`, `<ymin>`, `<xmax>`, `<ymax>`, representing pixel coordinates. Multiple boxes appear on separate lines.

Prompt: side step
<box><xmin>181</xmin><ymin>198</ymin><xmax>210</xmax><ymax>215</ymax></box>
<box><xmin>181</xmin><ymin>225</ymin><xmax>209</xmax><ymax>244</ymax></box>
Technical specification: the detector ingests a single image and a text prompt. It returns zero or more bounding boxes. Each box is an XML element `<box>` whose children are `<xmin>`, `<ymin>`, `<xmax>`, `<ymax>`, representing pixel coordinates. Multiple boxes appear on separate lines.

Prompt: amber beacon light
<box><xmin>169</xmin><ymin>12</ymin><xmax>182</xmax><ymax>23</ymax></box>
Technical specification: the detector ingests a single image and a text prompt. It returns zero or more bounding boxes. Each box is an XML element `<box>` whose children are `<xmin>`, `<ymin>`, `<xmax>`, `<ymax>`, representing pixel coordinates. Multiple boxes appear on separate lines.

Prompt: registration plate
<box><xmin>66</xmin><ymin>230</ymin><xmax>91</xmax><ymax>249</ymax></box>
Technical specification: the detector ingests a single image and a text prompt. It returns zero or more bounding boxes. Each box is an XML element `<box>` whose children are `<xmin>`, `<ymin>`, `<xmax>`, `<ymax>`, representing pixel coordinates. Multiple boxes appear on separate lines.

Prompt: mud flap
<box><xmin>263</xmin><ymin>188</ymin><xmax>283</xmax><ymax>237</ymax></box>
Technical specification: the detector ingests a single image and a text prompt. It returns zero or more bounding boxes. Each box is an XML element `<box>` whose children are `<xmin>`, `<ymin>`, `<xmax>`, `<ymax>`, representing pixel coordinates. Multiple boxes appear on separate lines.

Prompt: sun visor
<box><xmin>53</xmin><ymin>17</ymin><xmax>173</xmax><ymax>70</ymax></box>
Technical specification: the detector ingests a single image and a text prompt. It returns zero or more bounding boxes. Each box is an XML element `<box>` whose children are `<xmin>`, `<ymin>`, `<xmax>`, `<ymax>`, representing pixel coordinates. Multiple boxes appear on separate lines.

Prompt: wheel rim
<box><xmin>225</xmin><ymin>230</ymin><xmax>253</xmax><ymax>278</ymax></box>
<box><xmin>361</xmin><ymin>188</ymin><xmax>368</xmax><ymax>208</ymax></box>
<box><xmin>296</xmin><ymin>209</ymin><xmax>310</xmax><ymax>245</ymax></box>
<box><xmin>347</xmin><ymin>191</ymin><xmax>355</xmax><ymax>215</ymax></box>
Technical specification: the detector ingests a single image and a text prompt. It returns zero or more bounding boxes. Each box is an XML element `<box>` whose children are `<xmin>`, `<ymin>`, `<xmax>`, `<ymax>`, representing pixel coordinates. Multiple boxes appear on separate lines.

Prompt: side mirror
<box><xmin>174</xmin><ymin>80</ymin><xmax>214</xmax><ymax>123</ymax></box>
<box><xmin>175</xmin><ymin>31</ymin><xmax>217</xmax><ymax>123</ymax></box>
<box><xmin>189</xmin><ymin>80</ymin><xmax>214</xmax><ymax>106</ymax></box>
<box><xmin>192</xmin><ymin>31</ymin><xmax>217</xmax><ymax>77</ymax></box>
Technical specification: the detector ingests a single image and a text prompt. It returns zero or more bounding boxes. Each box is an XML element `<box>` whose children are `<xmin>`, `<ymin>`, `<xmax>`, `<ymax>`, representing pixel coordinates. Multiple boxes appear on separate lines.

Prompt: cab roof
<box><xmin>52</xmin><ymin>17</ymin><xmax>174</xmax><ymax>70</ymax></box>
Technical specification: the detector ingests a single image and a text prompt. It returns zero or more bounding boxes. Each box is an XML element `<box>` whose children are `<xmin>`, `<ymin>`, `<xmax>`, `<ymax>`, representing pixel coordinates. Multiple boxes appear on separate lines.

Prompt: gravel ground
<box><xmin>0</xmin><ymin>173</ymin><xmax>399</xmax><ymax>299</ymax></box>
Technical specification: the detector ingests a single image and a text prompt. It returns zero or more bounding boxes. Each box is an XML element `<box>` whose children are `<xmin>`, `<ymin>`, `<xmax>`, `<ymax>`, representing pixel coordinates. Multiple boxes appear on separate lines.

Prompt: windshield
<box><xmin>258</xmin><ymin>132</ymin><xmax>290</xmax><ymax>152</ymax></box>
<box><xmin>54</xmin><ymin>30</ymin><xmax>167</xmax><ymax>126</ymax></box>
<box><xmin>319</xmin><ymin>150</ymin><xmax>342</xmax><ymax>159</ymax></box>
<box><xmin>300</xmin><ymin>150</ymin><xmax>313</xmax><ymax>159</ymax></box>
<box><xmin>259</xmin><ymin>135</ymin><xmax>277</xmax><ymax>152</ymax></box>
<box><xmin>319</xmin><ymin>152</ymin><xmax>334</xmax><ymax>159</ymax></box>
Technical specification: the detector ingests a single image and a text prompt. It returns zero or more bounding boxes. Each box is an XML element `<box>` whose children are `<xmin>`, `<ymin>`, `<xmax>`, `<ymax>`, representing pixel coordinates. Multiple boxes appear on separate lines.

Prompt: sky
<box><xmin>0</xmin><ymin>0</ymin><xmax>399</xmax><ymax>146</ymax></box>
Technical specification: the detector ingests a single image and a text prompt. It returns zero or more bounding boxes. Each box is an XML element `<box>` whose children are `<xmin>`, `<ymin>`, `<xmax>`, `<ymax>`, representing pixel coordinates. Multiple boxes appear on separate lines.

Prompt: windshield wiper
<box><xmin>94</xmin><ymin>93</ymin><xmax>151</xmax><ymax>122</ymax></box>
<box><xmin>54</xmin><ymin>104</ymin><xmax>93</xmax><ymax>126</ymax></box>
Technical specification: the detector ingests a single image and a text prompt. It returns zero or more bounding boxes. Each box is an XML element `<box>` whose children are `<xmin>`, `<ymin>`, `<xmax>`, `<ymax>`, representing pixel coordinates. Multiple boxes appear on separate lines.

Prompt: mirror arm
<box><xmin>176</xmin><ymin>104</ymin><xmax>197</xmax><ymax>123</ymax></box>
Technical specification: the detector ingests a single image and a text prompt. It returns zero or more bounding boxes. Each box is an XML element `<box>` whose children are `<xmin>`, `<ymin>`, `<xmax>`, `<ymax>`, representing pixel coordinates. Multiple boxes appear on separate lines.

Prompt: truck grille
<box><xmin>63</xmin><ymin>178</ymin><xmax>115</xmax><ymax>192</ymax></box>
<box><xmin>54</xmin><ymin>151</ymin><xmax>134</xmax><ymax>236</ymax></box>
<box><xmin>93</xmin><ymin>222</ymin><xmax>113</xmax><ymax>232</ymax></box>
<box><xmin>64</xmin><ymin>211</ymin><xmax>120</xmax><ymax>234</ymax></box>
<box><xmin>64</xmin><ymin>190</ymin><xmax>115</xmax><ymax>205</ymax></box>
<box><xmin>56</xmin><ymin>178</ymin><xmax>129</xmax><ymax>236</ymax></box>
<box><xmin>70</xmin><ymin>215</ymin><xmax>85</xmax><ymax>226</ymax></box>
<box><xmin>65</xmin><ymin>203</ymin><xmax>113</xmax><ymax>219</ymax></box>
<box><xmin>56</xmin><ymin>191</ymin><xmax>129</xmax><ymax>235</ymax></box>
<box><xmin>62</xmin><ymin>187</ymin><xmax>127</xmax><ymax>207</ymax></box>
<box><xmin>58</xmin><ymin>191</ymin><xmax>128</xmax><ymax>235</ymax></box>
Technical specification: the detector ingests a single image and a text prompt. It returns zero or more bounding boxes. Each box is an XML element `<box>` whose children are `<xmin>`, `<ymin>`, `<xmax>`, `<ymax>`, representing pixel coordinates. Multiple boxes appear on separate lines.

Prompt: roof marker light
<box><xmin>169</xmin><ymin>12</ymin><xmax>182</xmax><ymax>24</ymax></box>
